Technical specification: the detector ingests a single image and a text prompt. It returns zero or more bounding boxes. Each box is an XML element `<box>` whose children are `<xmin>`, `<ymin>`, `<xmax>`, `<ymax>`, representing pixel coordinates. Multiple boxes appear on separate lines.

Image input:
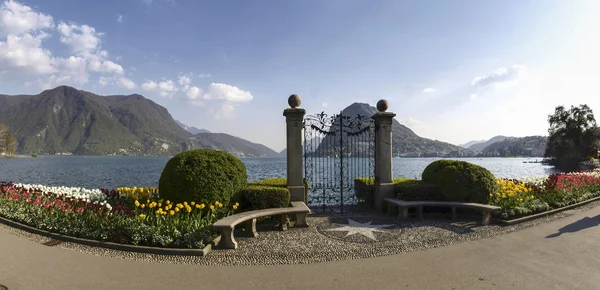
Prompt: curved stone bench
<box><xmin>213</xmin><ymin>201</ymin><xmax>311</xmax><ymax>249</ymax></box>
<box><xmin>384</xmin><ymin>198</ymin><xmax>501</xmax><ymax>225</ymax></box>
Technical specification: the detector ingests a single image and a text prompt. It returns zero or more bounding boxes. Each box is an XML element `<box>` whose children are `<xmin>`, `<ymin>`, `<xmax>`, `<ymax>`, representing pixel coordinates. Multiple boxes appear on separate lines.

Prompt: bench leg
<box><xmin>278</xmin><ymin>214</ymin><xmax>288</xmax><ymax>231</ymax></box>
<box><xmin>451</xmin><ymin>207</ymin><xmax>457</xmax><ymax>220</ymax></box>
<box><xmin>244</xmin><ymin>218</ymin><xmax>258</xmax><ymax>237</ymax></box>
<box><xmin>482</xmin><ymin>212</ymin><xmax>492</xmax><ymax>225</ymax></box>
<box><xmin>397</xmin><ymin>207</ymin><xmax>408</xmax><ymax>220</ymax></box>
<box><xmin>295</xmin><ymin>213</ymin><xmax>309</xmax><ymax>227</ymax></box>
<box><xmin>219</xmin><ymin>227</ymin><xmax>238</xmax><ymax>249</ymax></box>
<box><xmin>416</xmin><ymin>206</ymin><xmax>423</xmax><ymax>219</ymax></box>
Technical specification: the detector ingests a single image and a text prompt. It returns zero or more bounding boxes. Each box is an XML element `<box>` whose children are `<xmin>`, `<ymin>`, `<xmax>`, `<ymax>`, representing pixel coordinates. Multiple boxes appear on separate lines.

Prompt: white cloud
<box><xmin>398</xmin><ymin>117</ymin><xmax>430</xmax><ymax>136</ymax></box>
<box><xmin>197</xmin><ymin>73</ymin><xmax>211</xmax><ymax>78</ymax></box>
<box><xmin>422</xmin><ymin>88</ymin><xmax>436</xmax><ymax>93</ymax></box>
<box><xmin>186</xmin><ymin>86</ymin><xmax>202</xmax><ymax>102</ymax></box>
<box><xmin>471</xmin><ymin>65</ymin><xmax>526</xmax><ymax>88</ymax></box>
<box><xmin>0</xmin><ymin>1</ymin><xmax>126</xmax><ymax>89</ymax></box>
<box><xmin>178</xmin><ymin>74</ymin><xmax>191</xmax><ymax>87</ymax></box>
<box><xmin>200</xmin><ymin>83</ymin><xmax>253</xmax><ymax>102</ymax></box>
<box><xmin>215</xmin><ymin>103</ymin><xmax>236</xmax><ymax>119</ymax></box>
<box><xmin>142</xmin><ymin>0</ymin><xmax>153</xmax><ymax>4</ymax></box>
<box><xmin>57</xmin><ymin>23</ymin><xmax>102</xmax><ymax>57</ymax></box>
<box><xmin>117</xmin><ymin>14</ymin><xmax>123</xmax><ymax>23</ymax></box>
<box><xmin>99</xmin><ymin>76</ymin><xmax>109</xmax><ymax>86</ymax></box>
<box><xmin>141</xmin><ymin>79</ymin><xmax>177</xmax><ymax>97</ymax></box>
<box><xmin>322</xmin><ymin>102</ymin><xmax>328</xmax><ymax>107</ymax></box>
<box><xmin>0</xmin><ymin>0</ymin><xmax>54</xmax><ymax>36</ymax></box>
<box><xmin>0</xmin><ymin>32</ymin><xmax>55</xmax><ymax>76</ymax></box>
<box><xmin>118</xmin><ymin>77</ymin><xmax>136</xmax><ymax>89</ymax></box>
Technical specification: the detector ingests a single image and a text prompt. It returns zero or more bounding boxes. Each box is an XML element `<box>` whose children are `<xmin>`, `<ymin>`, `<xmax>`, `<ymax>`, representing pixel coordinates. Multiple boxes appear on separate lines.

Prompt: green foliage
<box><xmin>421</xmin><ymin>160</ymin><xmax>498</xmax><ymax>203</ymax></box>
<box><xmin>249</xmin><ymin>177</ymin><xmax>287</xmax><ymax>188</ymax></box>
<box><xmin>235</xmin><ymin>185</ymin><xmax>291</xmax><ymax>211</ymax></box>
<box><xmin>158</xmin><ymin>149</ymin><xmax>247</xmax><ymax>205</ymax></box>
<box><xmin>354</xmin><ymin>177</ymin><xmax>413</xmax><ymax>203</ymax></box>
<box><xmin>31</xmin><ymin>153</ymin><xmax>38</xmax><ymax>157</ymax></box>
<box><xmin>545</xmin><ymin>104</ymin><xmax>600</xmax><ymax>172</ymax></box>
<box><xmin>0</xmin><ymin>122</ymin><xmax>17</xmax><ymax>155</ymax></box>
<box><xmin>395</xmin><ymin>179</ymin><xmax>443</xmax><ymax>201</ymax></box>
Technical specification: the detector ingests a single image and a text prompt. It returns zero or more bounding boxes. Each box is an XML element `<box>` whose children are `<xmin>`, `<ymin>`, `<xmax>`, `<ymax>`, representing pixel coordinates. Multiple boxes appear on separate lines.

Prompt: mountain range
<box><xmin>0</xmin><ymin>86</ymin><xmax>540</xmax><ymax>158</ymax></box>
<box><xmin>175</xmin><ymin>120</ymin><xmax>210</xmax><ymax>135</ymax></box>
<box><xmin>311</xmin><ymin>103</ymin><xmax>469</xmax><ymax>156</ymax></box>
<box><xmin>0</xmin><ymin>86</ymin><xmax>276</xmax><ymax>157</ymax></box>
<box><xmin>461</xmin><ymin>135</ymin><xmax>547</xmax><ymax>157</ymax></box>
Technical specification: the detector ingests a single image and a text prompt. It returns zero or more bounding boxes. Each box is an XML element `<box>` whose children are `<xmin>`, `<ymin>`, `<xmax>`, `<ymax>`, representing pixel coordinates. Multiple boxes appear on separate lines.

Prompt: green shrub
<box><xmin>158</xmin><ymin>149</ymin><xmax>247</xmax><ymax>205</ymax></box>
<box><xmin>235</xmin><ymin>185</ymin><xmax>290</xmax><ymax>211</ymax></box>
<box><xmin>354</xmin><ymin>177</ymin><xmax>414</xmax><ymax>203</ymax></box>
<box><xmin>31</xmin><ymin>153</ymin><xmax>38</xmax><ymax>157</ymax></box>
<box><xmin>421</xmin><ymin>160</ymin><xmax>498</xmax><ymax>203</ymax></box>
<box><xmin>395</xmin><ymin>179</ymin><xmax>443</xmax><ymax>201</ymax></box>
<box><xmin>249</xmin><ymin>177</ymin><xmax>287</xmax><ymax>188</ymax></box>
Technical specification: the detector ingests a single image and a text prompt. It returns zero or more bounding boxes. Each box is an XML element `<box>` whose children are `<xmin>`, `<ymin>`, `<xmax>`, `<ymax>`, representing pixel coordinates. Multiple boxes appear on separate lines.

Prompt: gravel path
<box><xmin>2</xmin><ymin>200</ymin><xmax>599</xmax><ymax>266</ymax></box>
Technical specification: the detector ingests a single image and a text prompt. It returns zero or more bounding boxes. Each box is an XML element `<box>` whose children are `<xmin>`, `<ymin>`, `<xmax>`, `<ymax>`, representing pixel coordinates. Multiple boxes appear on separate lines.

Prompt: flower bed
<box><xmin>0</xmin><ymin>182</ymin><xmax>237</xmax><ymax>248</ymax></box>
<box><xmin>491</xmin><ymin>170</ymin><xmax>600</xmax><ymax>219</ymax></box>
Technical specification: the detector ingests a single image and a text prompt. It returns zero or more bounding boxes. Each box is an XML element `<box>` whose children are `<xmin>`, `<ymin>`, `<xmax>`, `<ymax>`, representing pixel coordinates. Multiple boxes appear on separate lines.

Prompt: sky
<box><xmin>1</xmin><ymin>0</ymin><xmax>599</xmax><ymax>152</ymax></box>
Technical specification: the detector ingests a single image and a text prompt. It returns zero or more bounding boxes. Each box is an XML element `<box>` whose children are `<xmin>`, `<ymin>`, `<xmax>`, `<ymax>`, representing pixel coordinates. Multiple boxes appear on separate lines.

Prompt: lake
<box><xmin>0</xmin><ymin>156</ymin><xmax>559</xmax><ymax>190</ymax></box>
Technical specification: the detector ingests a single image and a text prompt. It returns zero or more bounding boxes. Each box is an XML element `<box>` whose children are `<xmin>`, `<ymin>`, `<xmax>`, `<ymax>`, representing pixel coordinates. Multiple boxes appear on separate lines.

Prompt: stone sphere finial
<box><xmin>377</xmin><ymin>99</ymin><xmax>388</xmax><ymax>112</ymax></box>
<box><xmin>288</xmin><ymin>94</ymin><xmax>301</xmax><ymax>108</ymax></box>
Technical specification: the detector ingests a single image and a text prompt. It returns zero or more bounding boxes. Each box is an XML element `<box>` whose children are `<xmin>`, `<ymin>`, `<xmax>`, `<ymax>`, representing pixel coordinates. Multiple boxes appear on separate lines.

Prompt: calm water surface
<box><xmin>0</xmin><ymin>156</ymin><xmax>558</xmax><ymax>189</ymax></box>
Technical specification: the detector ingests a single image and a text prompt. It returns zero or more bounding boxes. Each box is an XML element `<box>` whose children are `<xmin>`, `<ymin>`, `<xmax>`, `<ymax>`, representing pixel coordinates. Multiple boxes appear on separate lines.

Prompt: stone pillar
<box><xmin>283</xmin><ymin>94</ymin><xmax>306</xmax><ymax>202</ymax></box>
<box><xmin>372</xmin><ymin>99</ymin><xmax>396</xmax><ymax>212</ymax></box>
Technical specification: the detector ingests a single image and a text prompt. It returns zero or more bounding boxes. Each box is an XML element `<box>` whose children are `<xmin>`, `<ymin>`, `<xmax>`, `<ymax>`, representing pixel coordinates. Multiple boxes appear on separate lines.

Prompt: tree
<box><xmin>545</xmin><ymin>105</ymin><xmax>600</xmax><ymax>171</ymax></box>
<box><xmin>0</xmin><ymin>123</ymin><xmax>17</xmax><ymax>155</ymax></box>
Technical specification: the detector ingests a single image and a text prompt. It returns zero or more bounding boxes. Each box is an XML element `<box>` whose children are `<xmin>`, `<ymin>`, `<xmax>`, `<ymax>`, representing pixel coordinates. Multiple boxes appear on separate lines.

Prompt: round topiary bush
<box><xmin>421</xmin><ymin>160</ymin><xmax>497</xmax><ymax>203</ymax></box>
<box><xmin>158</xmin><ymin>149</ymin><xmax>247</xmax><ymax>205</ymax></box>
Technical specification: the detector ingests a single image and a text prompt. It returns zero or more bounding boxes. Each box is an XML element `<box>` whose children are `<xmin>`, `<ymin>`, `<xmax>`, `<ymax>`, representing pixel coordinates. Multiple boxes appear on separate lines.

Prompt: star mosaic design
<box><xmin>326</xmin><ymin>219</ymin><xmax>396</xmax><ymax>241</ymax></box>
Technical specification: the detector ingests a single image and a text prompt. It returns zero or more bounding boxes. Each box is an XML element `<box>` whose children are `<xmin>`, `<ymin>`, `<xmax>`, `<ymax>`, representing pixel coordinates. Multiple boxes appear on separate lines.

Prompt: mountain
<box><xmin>175</xmin><ymin>120</ymin><xmax>210</xmax><ymax>135</ymax></box>
<box><xmin>459</xmin><ymin>140</ymin><xmax>486</xmax><ymax>148</ymax></box>
<box><xmin>311</xmin><ymin>103</ymin><xmax>469</xmax><ymax>156</ymax></box>
<box><xmin>190</xmin><ymin>132</ymin><xmax>277</xmax><ymax>157</ymax></box>
<box><xmin>468</xmin><ymin>135</ymin><xmax>509</xmax><ymax>152</ymax></box>
<box><xmin>278</xmin><ymin>149</ymin><xmax>286</xmax><ymax>157</ymax></box>
<box><xmin>480</xmin><ymin>136</ymin><xmax>547</xmax><ymax>157</ymax></box>
<box><xmin>0</xmin><ymin>86</ymin><xmax>276</xmax><ymax>157</ymax></box>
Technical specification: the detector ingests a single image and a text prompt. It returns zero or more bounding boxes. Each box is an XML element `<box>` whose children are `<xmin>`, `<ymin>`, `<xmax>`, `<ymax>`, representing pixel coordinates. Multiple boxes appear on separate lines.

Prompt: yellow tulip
<box><xmin>200</xmin><ymin>204</ymin><xmax>205</xmax><ymax>209</ymax></box>
<box><xmin>191</xmin><ymin>202</ymin><xmax>196</xmax><ymax>206</ymax></box>
<box><xmin>139</xmin><ymin>214</ymin><xmax>146</xmax><ymax>219</ymax></box>
<box><xmin>210</xmin><ymin>205</ymin><xmax>215</xmax><ymax>211</ymax></box>
<box><xmin>140</xmin><ymin>204</ymin><xmax>145</xmax><ymax>209</ymax></box>
<box><xmin>175</xmin><ymin>207</ymin><xmax>180</xmax><ymax>212</ymax></box>
<box><xmin>169</xmin><ymin>210</ymin><xmax>175</xmax><ymax>216</ymax></box>
<box><xmin>134</xmin><ymin>200</ymin><xmax>140</xmax><ymax>207</ymax></box>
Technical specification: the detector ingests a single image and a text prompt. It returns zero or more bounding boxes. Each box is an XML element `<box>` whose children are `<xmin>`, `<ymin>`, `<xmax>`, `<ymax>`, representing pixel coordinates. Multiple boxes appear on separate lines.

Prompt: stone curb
<box><xmin>495</xmin><ymin>196</ymin><xmax>600</xmax><ymax>225</ymax></box>
<box><xmin>0</xmin><ymin>216</ymin><xmax>220</xmax><ymax>256</ymax></box>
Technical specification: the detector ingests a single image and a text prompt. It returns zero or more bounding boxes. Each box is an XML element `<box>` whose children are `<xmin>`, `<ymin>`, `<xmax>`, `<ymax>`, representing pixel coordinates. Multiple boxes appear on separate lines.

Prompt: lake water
<box><xmin>0</xmin><ymin>156</ymin><xmax>559</xmax><ymax>190</ymax></box>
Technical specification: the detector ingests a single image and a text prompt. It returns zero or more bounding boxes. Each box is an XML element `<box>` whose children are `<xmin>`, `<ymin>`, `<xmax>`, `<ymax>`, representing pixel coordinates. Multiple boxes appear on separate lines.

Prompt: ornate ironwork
<box><xmin>304</xmin><ymin>111</ymin><xmax>375</xmax><ymax>214</ymax></box>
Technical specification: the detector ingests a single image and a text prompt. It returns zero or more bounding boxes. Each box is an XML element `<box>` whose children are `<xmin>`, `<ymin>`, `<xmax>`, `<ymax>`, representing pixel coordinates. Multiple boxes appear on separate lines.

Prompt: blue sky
<box><xmin>1</xmin><ymin>0</ymin><xmax>599</xmax><ymax>152</ymax></box>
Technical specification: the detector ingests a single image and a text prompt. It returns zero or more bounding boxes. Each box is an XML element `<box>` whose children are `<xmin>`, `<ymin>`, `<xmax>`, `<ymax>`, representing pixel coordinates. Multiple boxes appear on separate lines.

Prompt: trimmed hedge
<box><xmin>395</xmin><ymin>179</ymin><xmax>443</xmax><ymax>201</ymax></box>
<box><xmin>354</xmin><ymin>177</ymin><xmax>413</xmax><ymax>203</ymax></box>
<box><xmin>421</xmin><ymin>160</ymin><xmax>498</xmax><ymax>203</ymax></box>
<box><xmin>158</xmin><ymin>149</ymin><xmax>248</xmax><ymax>205</ymax></box>
<box><xmin>249</xmin><ymin>178</ymin><xmax>287</xmax><ymax>188</ymax></box>
<box><xmin>235</xmin><ymin>185</ymin><xmax>291</xmax><ymax>211</ymax></box>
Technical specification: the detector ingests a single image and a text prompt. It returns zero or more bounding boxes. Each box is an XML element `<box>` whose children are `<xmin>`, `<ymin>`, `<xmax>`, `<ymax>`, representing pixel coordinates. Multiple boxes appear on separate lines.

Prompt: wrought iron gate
<box><xmin>303</xmin><ymin>111</ymin><xmax>375</xmax><ymax>214</ymax></box>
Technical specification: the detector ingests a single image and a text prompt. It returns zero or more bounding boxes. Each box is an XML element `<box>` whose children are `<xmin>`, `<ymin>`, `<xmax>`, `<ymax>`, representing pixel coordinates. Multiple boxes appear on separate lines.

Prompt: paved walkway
<box><xmin>1</xmin><ymin>206</ymin><xmax>600</xmax><ymax>290</ymax></box>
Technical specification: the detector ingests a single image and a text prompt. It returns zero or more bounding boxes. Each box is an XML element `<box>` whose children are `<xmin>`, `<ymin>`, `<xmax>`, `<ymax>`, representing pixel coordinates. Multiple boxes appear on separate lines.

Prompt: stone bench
<box><xmin>213</xmin><ymin>201</ymin><xmax>311</xmax><ymax>249</ymax></box>
<box><xmin>384</xmin><ymin>198</ymin><xmax>501</xmax><ymax>225</ymax></box>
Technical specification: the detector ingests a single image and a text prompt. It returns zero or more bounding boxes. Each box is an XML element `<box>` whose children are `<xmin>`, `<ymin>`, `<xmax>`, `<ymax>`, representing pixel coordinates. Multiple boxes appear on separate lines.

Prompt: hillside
<box><xmin>175</xmin><ymin>120</ymin><xmax>210</xmax><ymax>135</ymax></box>
<box><xmin>191</xmin><ymin>133</ymin><xmax>277</xmax><ymax>157</ymax></box>
<box><xmin>312</xmin><ymin>103</ymin><xmax>468</xmax><ymax>156</ymax></box>
<box><xmin>480</xmin><ymin>136</ymin><xmax>547</xmax><ymax>157</ymax></box>
<box><xmin>459</xmin><ymin>140</ymin><xmax>486</xmax><ymax>148</ymax></box>
<box><xmin>468</xmin><ymin>135</ymin><xmax>509</xmax><ymax>152</ymax></box>
<box><xmin>0</xmin><ymin>86</ymin><xmax>277</xmax><ymax>157</ymax></box>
